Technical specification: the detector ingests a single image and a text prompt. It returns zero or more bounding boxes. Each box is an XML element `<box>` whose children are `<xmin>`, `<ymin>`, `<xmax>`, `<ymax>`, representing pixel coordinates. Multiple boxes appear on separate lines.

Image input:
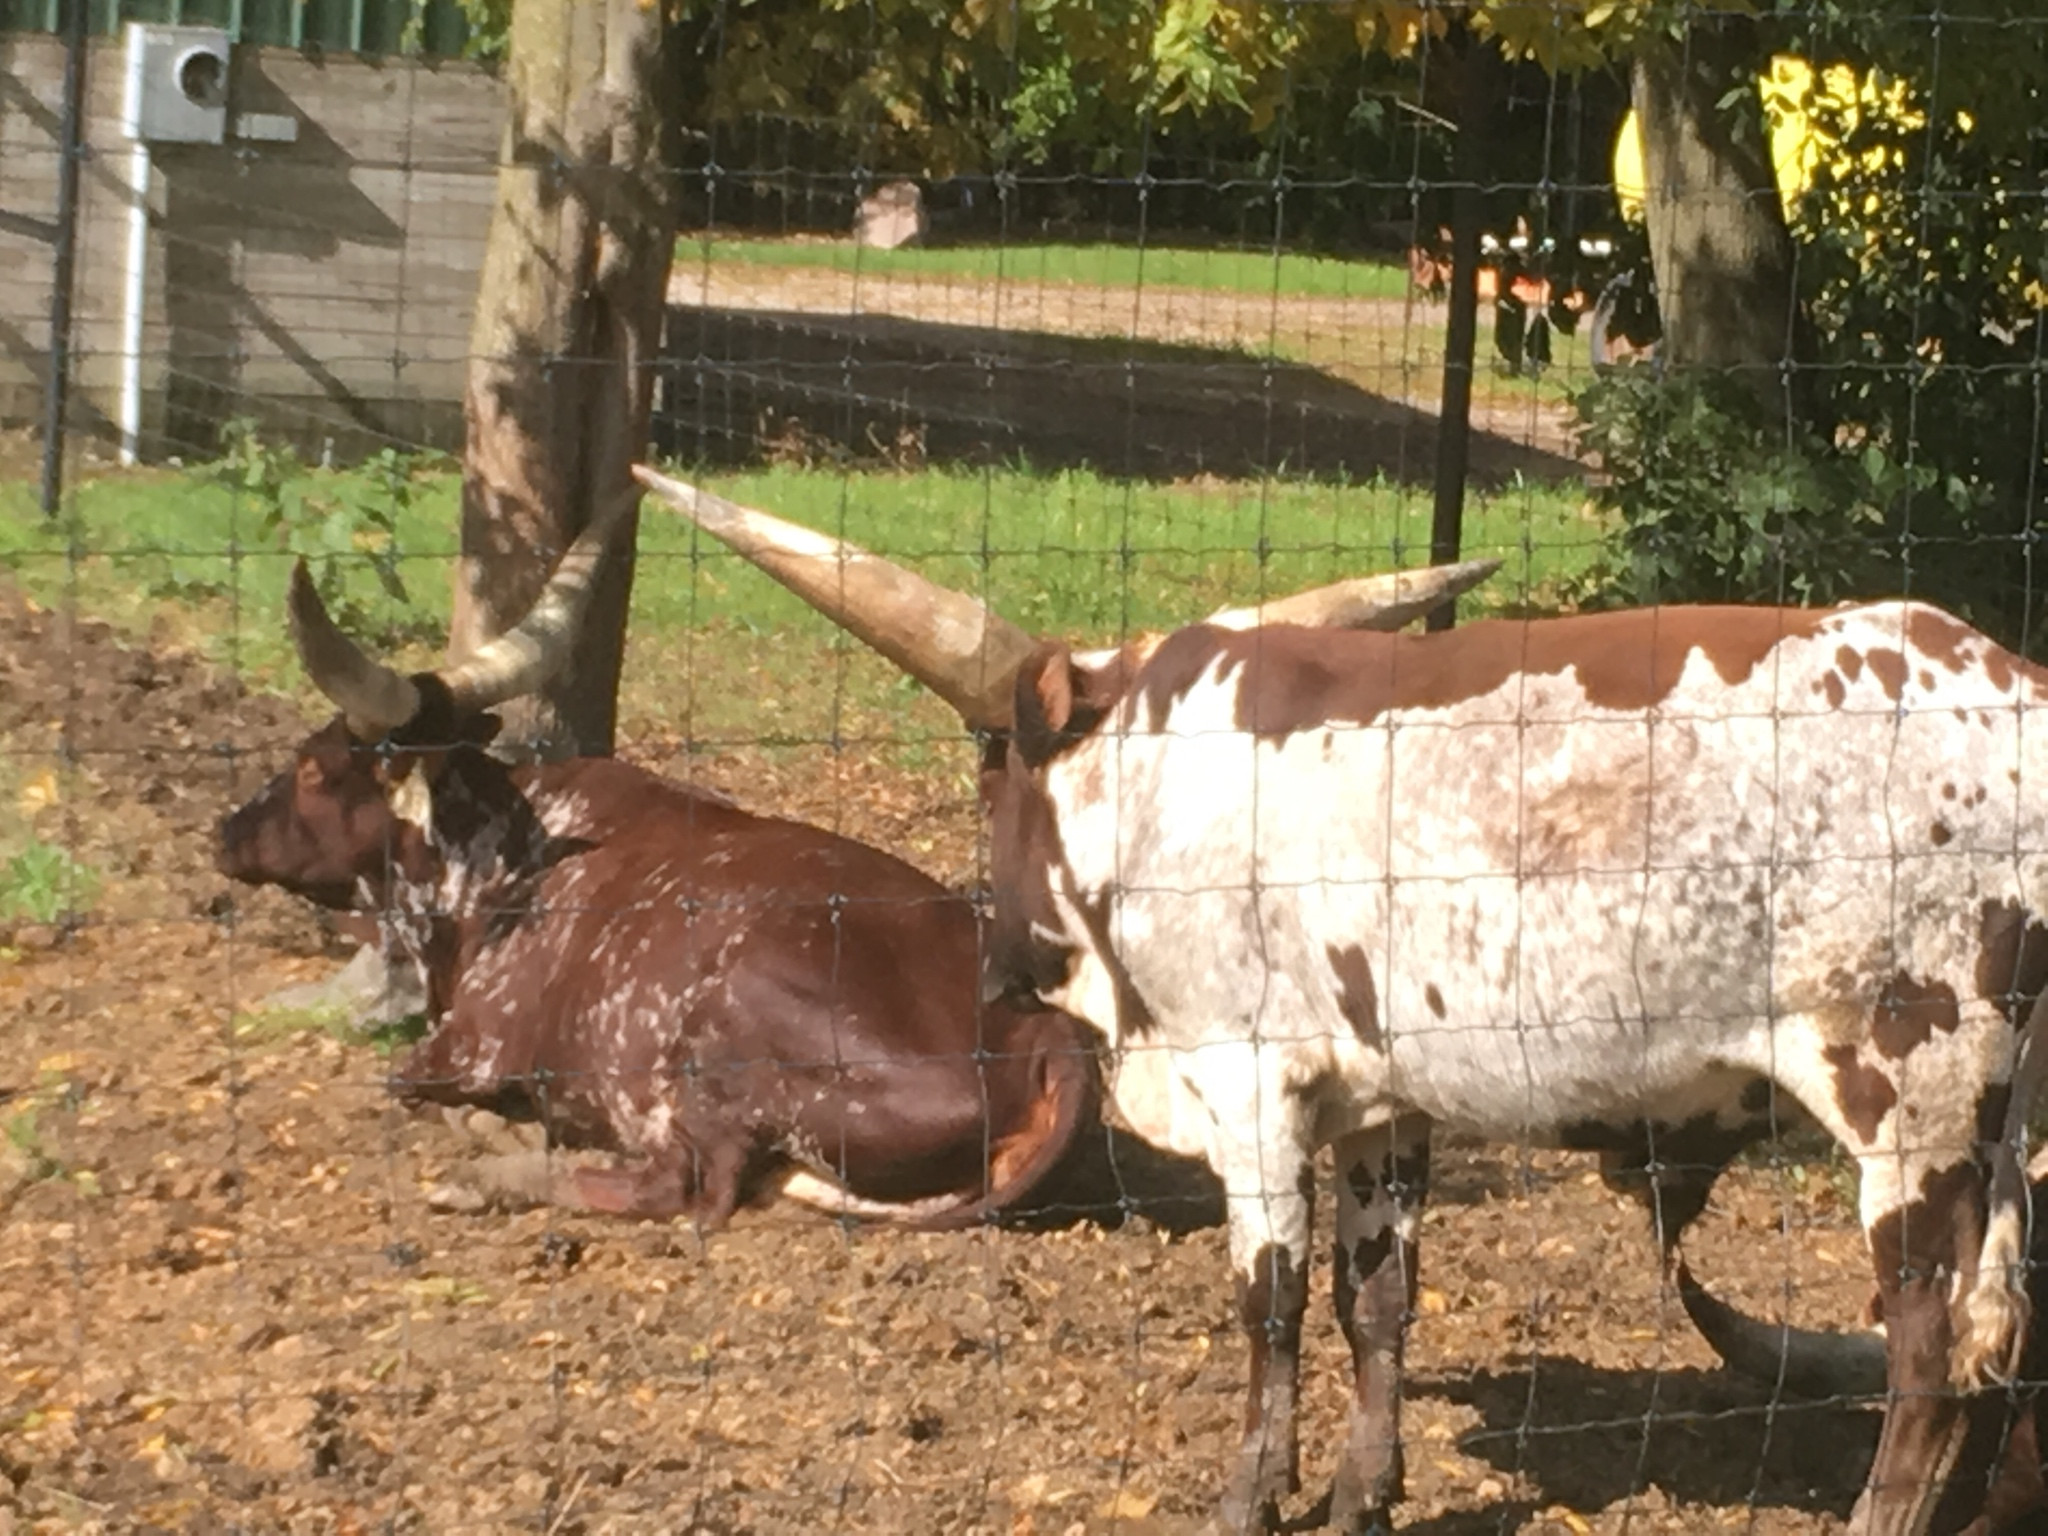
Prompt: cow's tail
<box><xmin>916</xmin><ymin>1024</ymin><xmax>1103</xmax><ymax>1231</ymax></box>
<box><xmin>1677</xmin><ymin>1257</ymin><xmax>1886</xmax><ymax>1400</ymax></box>
<box><xmin>777</xmin><ymin>1027</ymin><xmax>1101</xmax><ymax>1231</ymax></box>
<box><xmin>776</xmin><ymin>1172</ymin><xmax>990</xmax><ymax>1225</ymax></box>
<box><xmin>1954</xmin><ymin>989</ymin><xmax>2048</xmax><ymax>1389</ymax></box>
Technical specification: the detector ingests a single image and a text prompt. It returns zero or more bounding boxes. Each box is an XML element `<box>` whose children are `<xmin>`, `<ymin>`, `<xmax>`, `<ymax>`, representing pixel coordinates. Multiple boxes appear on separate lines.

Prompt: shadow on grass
<box><xmin>657</xmin><ymin>305</ymin><xmax>1581</xmax><ymax>491</ymax></box>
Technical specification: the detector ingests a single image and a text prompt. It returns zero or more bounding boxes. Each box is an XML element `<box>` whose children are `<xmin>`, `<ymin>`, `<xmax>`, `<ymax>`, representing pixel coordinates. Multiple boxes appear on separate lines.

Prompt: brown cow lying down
<box><xmin>216</xmin><ymin>497</ymin><xmax>1099</xmax><ymax>1229</ymax></box>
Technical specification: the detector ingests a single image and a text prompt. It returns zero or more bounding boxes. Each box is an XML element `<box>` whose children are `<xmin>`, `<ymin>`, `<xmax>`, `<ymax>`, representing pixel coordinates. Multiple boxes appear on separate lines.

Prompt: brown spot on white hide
<box><xmin>1866</xmin><ymin>648</ymin><xmax>1908</xmax><ymax>701</ymax></box>
<box><xmin>1326</xmin><ymin>943</ymin><xmax>1381</xmax><ymax>1047</ymax></box>
<box><xmin>1871</xmin><ymin>973</ymin><xmax>1962</xmax><ymax>1060</ymax></box>
<box><xmin>1825</xmin><ymin>1043</ymin><xmax>1897</xmax><ymax>1143</ymax></box>
<box><xmin>1173</xmin><ymin>606</ymin><xmax>1828</xmax><ymax>744</ymax></box>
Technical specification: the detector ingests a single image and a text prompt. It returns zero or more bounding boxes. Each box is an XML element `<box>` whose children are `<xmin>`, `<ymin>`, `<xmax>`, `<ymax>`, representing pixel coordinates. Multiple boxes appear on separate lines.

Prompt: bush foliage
<box><xmin>1573</xmin><ymin>31</ymin><xmax>2045</xmax><ymax>648</ymax></box>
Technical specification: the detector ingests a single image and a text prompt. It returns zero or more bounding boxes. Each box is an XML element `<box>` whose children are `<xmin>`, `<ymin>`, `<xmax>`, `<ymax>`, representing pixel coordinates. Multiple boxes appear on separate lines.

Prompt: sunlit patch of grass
<box><xmin>676</xmin><ymin>236</ymin><xmax>1416</xmax><ymax>302</ymax></box>
<box><xmin>2</xmin><ymin>457</ymin><xmax>1596</xmax><ymax>775</ymax></box>
<box><xmin>0</xmin><ymin>762</ymin><xmax>101</xmax><ymax>943</ymax></box>
<box><xmin>1</xmin><ymin>1056</ymin><xmax>93</xmax><ymax>1191</ymax></box>
<box><xmin>2</xmin><ymin>1101</ymin><xmax>61</xmax><ymax>1184</ymax></box>
<box><xmin>233</xmin><ymin>1004</ymin><xmax>432</xmax><ymax>1058</ymax></box>
<box><xmin>0</xmin><ymin>840</ymin><xmax>102</xmax><ymax>929</ymax></box>
<box><xmin>0</xmin><ymin>458</ymin><xmax>457</xmax><ymax>700</ymax></box>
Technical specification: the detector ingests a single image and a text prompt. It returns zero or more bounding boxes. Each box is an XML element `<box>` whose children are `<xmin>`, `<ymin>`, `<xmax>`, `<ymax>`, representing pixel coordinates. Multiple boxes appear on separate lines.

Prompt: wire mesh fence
<box><xmin>2</xmin><ymin>0</ymin><xmax>2046</xmax><ymax>1530</ymax></box>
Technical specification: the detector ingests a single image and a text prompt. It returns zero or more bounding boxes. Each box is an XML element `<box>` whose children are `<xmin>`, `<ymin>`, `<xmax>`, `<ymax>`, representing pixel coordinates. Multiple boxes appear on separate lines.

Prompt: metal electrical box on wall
<box><xmin>122</xmin><ymin>23</ymin><xmax>231</xmax><ymax>144</ymax></box>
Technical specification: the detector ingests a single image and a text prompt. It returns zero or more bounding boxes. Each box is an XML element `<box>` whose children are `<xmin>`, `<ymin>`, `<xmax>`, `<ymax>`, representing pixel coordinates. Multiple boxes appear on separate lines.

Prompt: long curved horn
<box><xmin>633</xmin><ymin>465</ymin><xmax>1036</xmax><ymax>731</ymax></box>
<box><xmin>288</xmin><ymin>560</ymin><xmax>422</xmax><ymax>737</ymax></box>
<box><xmin>434</xmin><ymin>486</ymin><xmax>637</xmax><ymax>714</ymax></box>
<box><xmin>1676</xmin><ymin>1258</ymin><xmax>1885</xmax><ymax>1400</ymax></box>
<box><xmin>1205</xmin><ymin>558</ymin><xmax>1501</xmax><ymax>632</ymax></box>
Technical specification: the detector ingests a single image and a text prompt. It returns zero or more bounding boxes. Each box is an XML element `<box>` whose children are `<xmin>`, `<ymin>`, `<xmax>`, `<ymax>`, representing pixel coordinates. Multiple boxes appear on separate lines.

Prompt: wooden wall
<box><xmin>0</xmin><ymin>32</ymin><xmax>501</xmax><ymax>461</ymax></box>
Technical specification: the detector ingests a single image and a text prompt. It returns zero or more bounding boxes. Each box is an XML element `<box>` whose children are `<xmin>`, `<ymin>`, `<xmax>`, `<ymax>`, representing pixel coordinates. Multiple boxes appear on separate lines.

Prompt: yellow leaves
<box><xmin>1098</xmin><ymin>1487</ymin><xmax>1157</xmax><ymax>1520</ymax></box>
<box><xmin>1617</xmin><ymin>53</ymin><xmax>1944</xmax><ymax>234</ymax></box>
<box><xmin>1010</xmin><ymin>1472</ymin><xmax>1072</xmax><ymax>1508</ymax></box>
<box><xmin>1350</xmin><ymin>0</ymin><xmax>1442</xmax><ymax>60</ymax></box>
<box><xmin>956</xmin><ymin>0</ymin><xmax>1016</xmax><ymax>52</ymax></box>
<box><xmin>17</xmin><ymin>768</ymin><xmax>59</xmax><ymax>816</ymax></box>
<box><xmin>140</xmin><ymin>1420</ymin><xmax>193</xmax><ymax>1480</ymax></box>
<box><xmin>1479</xmin><ymin>0</ymin><xmax>1618</xmax><ymax>73</ymax></box>
<box><xmin>403</xmin><ymin>1275</ymin><xmax>492</xmax><ymax>1309</ymax></box>
<box><xmin>137</xmin><ymin>1395</ymin><xmax>175</xmax><ymax>1423</ymax></box>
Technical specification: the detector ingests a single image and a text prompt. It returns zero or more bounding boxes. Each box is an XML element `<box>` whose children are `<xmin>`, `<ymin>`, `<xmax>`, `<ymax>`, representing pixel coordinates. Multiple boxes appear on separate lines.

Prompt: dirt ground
<box><xmin>657</xmin><ymin>266</ymin><xmax>1583</xmax><ymax>489</ymax></box>
<box><xmin>0</xmin><ymin>587</ymin><xmax>1890</xmax><ymax>1536</ymax></box>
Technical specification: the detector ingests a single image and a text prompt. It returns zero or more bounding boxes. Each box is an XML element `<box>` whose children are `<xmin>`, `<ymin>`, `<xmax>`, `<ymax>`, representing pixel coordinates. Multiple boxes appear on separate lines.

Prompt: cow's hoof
<box><xmin>1329</xmin><ymin>1487</ymin><xmax>1398</xmax><ymax>1535</ymax></box>
<box><xmin>1330</xmin><ymin>1500</ymin><xmax>1396</xmax><ymax>1536</ymax></box>
<box><xmin>1330</xmin><ymin>1447</ymin><xmax>1404</xmax><ymax>1532</ymax></box>
<box><xmin>1212</xmin><ymin>1451</ymin><xmax>1295</xmax><ymax>1535</ymax></box>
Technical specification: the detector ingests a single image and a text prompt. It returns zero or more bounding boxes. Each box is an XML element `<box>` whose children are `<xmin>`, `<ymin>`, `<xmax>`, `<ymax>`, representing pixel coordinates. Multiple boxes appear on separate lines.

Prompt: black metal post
<box><xmin>40</xmin><ymin>0</ymin><xmax>91</xmax><ymax>516</ymax></box>
<box><xmin>1427</xmin><ymin>29</ymin><xmax>1500</xmax><ymax>632</ymax></box>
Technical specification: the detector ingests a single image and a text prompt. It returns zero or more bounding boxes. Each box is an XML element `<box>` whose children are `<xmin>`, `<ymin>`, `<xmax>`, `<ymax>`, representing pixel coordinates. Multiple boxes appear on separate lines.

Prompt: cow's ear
<box><xmin>1015</xmin><ymin>644</ymin><xmax>1124</xmax><ymax>767</ymax></box>
<box><xmin>1014</xmin><ymin>645</ymin><xmax>1077</xmax><ymax>766</ymax></box>
<box><xmin>374</xmin><ymin>750</ymin><xmax>441</xmax><ymax>829</ymax></box>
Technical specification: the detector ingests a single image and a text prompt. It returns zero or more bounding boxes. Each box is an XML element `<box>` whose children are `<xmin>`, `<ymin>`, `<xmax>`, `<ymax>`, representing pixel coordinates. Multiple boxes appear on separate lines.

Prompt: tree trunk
<box><xmin>1631</xmin><ymin>16</ymin><xmax>1807</xmax><ymax>419</ymax></box>
<box><xmin>451</xmin><ymin>0</ymin><xmax>679</xmax><ymax>758</ymax></box>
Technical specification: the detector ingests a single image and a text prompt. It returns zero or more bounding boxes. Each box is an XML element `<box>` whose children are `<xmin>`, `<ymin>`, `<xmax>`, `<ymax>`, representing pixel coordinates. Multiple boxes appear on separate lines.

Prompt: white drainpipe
<box><xmin>117</xmin><ymin>143</ymin><xmax>151</xmax><ymax>466</ymax></box>
<box><xmin>118</xmin><ymin>34</ymin><xmax>152</xmax><ymax>466</ymax></box>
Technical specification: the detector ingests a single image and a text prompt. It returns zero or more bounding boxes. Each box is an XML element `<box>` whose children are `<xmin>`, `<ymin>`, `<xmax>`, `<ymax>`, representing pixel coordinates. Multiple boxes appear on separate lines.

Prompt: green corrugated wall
<box><xmin>0</xmin><ymin>0</ymin><xmax>473</xmax><ymax>59</ymax></box>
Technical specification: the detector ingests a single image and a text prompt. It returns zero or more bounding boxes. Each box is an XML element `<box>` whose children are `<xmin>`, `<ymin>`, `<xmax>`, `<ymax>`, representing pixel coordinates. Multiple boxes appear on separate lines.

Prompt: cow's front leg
<box><xmin>1850</xmin><ymin>1156</ymin><xmax>1979</xmax><ymax>1536</ymax></box>
<box><xmin>1329</xmin><ymin>1116</ymin><xmax>1430</xmax><ymax>1534</ymax></box>
<box><xmin>1209</xmin><ymin>1096</ymin><xmax>1315</xmax><ymax>1535</ymax></box>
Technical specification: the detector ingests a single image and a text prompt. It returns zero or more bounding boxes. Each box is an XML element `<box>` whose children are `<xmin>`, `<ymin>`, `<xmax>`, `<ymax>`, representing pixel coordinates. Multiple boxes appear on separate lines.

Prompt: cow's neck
<box><xmin>370</xmin><ymin>749</ymin><xmax>560</xmax><ymax>991</ymax></box>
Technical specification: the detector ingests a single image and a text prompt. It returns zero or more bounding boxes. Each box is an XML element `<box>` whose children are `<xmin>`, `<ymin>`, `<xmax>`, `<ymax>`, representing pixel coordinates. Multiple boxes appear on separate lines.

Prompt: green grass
<box><xmin>678</xmin><ymin>236</ymin><xmax>1415</xmax><ymax>303</ymax></box>
<box><xmin>0</xmin><ymin>460</ymin><xmax>1595</xmax><ymax>700</ymax></box>
<box><xmin>0</xmin><ymin>754</ymin><xmax>102</xmax><ymax>941</ymax></box>
<box><xmin>233</xmin><ymin>1004</ymin><xmax>432</xmax><ymax>1057</ymax></box>
<box><xmin>636</xmin><ymin>463</ymin><xmax>1596</xmax><ymax>640</ymax></box>
<box><xmin>0</xmin><ymin>460</ymin><xmax>462</xmax><ymax>692</ymax></box>
<box><xmin>0</xmin><ymin>840</ymin><xmax>101</xmax><ymax>927</ymax></box>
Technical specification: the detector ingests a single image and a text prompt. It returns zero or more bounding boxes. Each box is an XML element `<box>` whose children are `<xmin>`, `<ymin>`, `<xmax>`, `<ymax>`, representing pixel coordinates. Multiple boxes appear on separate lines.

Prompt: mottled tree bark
<box><xmin>1631</xmin><ymin>15</ymin><xmax>1808</xmax><ymax>420</ymax></box>
<box><xmin>451</xmin><ymin>0</ymin><xmax>679</xmax><ymax>758</ymax></box>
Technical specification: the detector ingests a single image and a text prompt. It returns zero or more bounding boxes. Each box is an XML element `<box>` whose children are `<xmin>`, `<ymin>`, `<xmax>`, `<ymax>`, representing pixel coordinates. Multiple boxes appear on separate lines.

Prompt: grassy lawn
<box><xmin>677</xmin><ymin>236</ymin><xmax>1415</xmax><ymax>304</ymax></box>
<box><xmin>0</xmin><ymin>457</ymin><xmax>1597</xmax><ymax>752</ymax></box>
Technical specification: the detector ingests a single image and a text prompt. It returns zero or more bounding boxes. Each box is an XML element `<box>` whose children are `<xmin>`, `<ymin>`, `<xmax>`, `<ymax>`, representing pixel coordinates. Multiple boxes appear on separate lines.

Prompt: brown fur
<box><xmin>220</xmin><ymin>719</ymin><xmax>1102</xmax><ymax>1230</ymax></box>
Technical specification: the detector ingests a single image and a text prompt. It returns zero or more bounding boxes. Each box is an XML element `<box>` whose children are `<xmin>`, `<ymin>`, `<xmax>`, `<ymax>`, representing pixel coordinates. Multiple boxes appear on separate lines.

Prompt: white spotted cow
<box><xmin>636</xmin><ymin>466</ymin><xmax>2048</xmax><ymax>1536</ymax></box>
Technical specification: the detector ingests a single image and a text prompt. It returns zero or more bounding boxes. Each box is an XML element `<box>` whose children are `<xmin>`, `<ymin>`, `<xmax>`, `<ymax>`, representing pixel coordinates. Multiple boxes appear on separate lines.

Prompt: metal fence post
<box><xmin>1427</xmin><ymin>28</ymin><xmax>1501</xmax><ymax>631</ymax></box>
<box><xmin>39</xmin><ymin>0</ymin><xmax>91</xmax><ymax>516</ymax></box>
